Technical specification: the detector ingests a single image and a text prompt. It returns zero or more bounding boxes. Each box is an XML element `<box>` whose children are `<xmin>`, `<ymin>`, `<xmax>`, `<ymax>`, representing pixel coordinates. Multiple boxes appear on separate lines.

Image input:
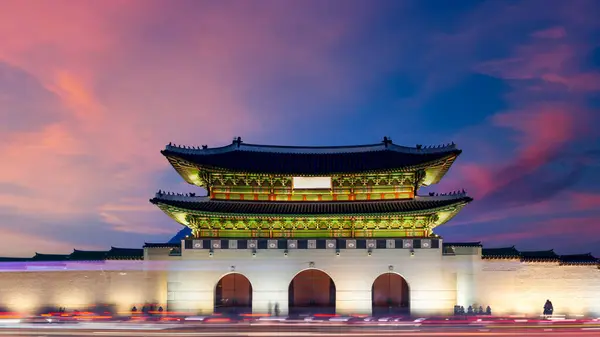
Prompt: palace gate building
<box><xmin>0</xmin><ymin>138</ymin><xmax>598</xmax><ymax>317</ymax></box>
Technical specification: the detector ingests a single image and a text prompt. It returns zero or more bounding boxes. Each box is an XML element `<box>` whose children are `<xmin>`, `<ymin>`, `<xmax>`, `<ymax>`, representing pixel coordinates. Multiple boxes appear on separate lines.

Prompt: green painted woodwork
<box><xmin>194</xmin><ymin>228</ymin><xmax>428</xmax><ymax>238</ymax></box>
<box><xmin>155</xmin><ymin>200</ymin><xmax>468</xmax><ymax>238</ymax></box>
<box><xmin>206</xmin><ymin>172</ymin><xmax>417</xmax><ymax>201</ymax></box>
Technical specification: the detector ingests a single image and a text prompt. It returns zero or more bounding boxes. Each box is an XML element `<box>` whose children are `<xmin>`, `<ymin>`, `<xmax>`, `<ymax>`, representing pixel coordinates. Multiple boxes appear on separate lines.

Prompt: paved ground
<box><xmin>1</xmin><ymin>324</ymin><xmax>600</xmax><ymax>337</ymax></box>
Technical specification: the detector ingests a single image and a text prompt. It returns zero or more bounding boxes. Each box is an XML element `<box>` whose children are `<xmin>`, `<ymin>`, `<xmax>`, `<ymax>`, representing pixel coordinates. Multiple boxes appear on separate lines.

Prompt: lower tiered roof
<box><xmin>150</xmin><ymin>194</ymin><xmax>473</xmax><ymax>216</ymax></box>
<box><xmin>150</xmin><ymin>192</ymin><xmax>473</xmax><ymax>235</ymax></box>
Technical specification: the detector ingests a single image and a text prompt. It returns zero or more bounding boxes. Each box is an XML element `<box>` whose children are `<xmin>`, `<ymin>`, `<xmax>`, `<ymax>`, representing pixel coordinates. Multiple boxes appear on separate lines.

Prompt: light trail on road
<box><xmin>1</xmin><ymin>326</ymin><xmax>600</xmax><ymax>337</ymax></box>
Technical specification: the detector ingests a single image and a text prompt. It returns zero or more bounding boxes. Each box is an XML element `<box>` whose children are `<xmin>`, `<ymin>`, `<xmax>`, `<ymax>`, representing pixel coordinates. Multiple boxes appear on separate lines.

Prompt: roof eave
<box><xmin>162</xmin><ymin>150</ymin><xmax>463</xmax><ymax>178</ymax></box>
<box><xmin>151</xmin><ymin>198</ymin><xmax>471</xmax><ymax>227</ymax></box>
<box><xmin>424</xmin><ymin>150</ymin><xmax>462</xmax><ymax>186</ymax></box>
<box><xmin>162</xmin><ymin>151</ymin><xmax>203</xmax><ymax>186</ymax></box>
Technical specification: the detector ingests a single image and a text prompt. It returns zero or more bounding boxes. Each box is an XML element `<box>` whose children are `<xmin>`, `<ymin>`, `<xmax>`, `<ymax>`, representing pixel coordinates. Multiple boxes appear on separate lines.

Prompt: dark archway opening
<box><xmin>288</xmin><ymin>269</ymin><xmax>336</xmax><ymax>316</ymax></box>
<box><xmin>372</xmin><ymin>273</ymin><xmax>410</xmax><ymax>316</ymax></box>
<box><xmin>214</xmin><ymin>273</ymin><xmax>252</xmax><ymax>315</ymax></box>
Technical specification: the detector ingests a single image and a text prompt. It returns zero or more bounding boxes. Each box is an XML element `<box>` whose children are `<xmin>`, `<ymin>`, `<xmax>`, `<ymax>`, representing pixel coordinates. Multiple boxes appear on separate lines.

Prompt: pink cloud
<box><xmin>449</xmin><ymin>190</ymin><xmax>600</xmax><ymax>228</ymax></box>
<box><xmin>474</xmin><ymin>44</ymin><xmax>576</xmax><ymax>81</ymax></box>
<box><xmin>531</xmin><ymin>26</ymin><xmax>567</xmax><ymax>39</ymax></box>
<box><xmin>450</xmin><ymin>199</ymin><xmax>559</xmax><ymax>227</ymax></box>
<box><xmin>474</xmin><ymin>28</ymin><xmax>599</xmax><ymax>95</ymax></box>
<box><xmin>452</xmin><ymin>105</ymin><xmax>581</xmax><ymax>195</ymax></box>
<box><xmin>0</xmin><ymin>1</ymin><xmax>376</xmax><ymax>252</ymax></box>
<box><xmin>449</xmin><ymin>14</ymin><xmax>597</xmax><ymax>223</ymax></box>
<box><xmin>568</xmin><ymin>192</ymin><xmax>600</xmax><ymax>211</ymax></box>
<box><xmin>0</xmin><ymin>228</ymin><xmax>105</xmax><ymax>257</ymax></box>
<box><xmin>541</xmin><ymin>73</ymin><xmax>600</xmax><ymax>92</ymax></box>
<box><xmin>492</xmin><ymin>104</ymin><xmax>580</xmax><ymax>164</ymax></box>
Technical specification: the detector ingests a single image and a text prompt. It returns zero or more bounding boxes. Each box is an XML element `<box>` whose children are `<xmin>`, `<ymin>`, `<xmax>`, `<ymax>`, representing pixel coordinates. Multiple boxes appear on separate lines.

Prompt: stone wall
<box><xmin>0</xmin><ymin>261</ymin><xmax>167</xmax><ymax>314</ymax></box>
<box><xmin>1</xmin><ymin>246</ymin><xmax>597</xmax><ymax>317</ymax></box>
<box><xmin>475</xmin><ymin>260</ymin><xmax>600</xmax><ymax>316</ymax></box>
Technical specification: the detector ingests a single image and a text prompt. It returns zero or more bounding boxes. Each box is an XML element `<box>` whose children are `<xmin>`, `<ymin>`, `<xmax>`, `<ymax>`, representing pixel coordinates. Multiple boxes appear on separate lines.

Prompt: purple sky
<box><xmin>0</xmin><ymin>0</ymin><xmax>599</xmax><ymax>257</ymax></box>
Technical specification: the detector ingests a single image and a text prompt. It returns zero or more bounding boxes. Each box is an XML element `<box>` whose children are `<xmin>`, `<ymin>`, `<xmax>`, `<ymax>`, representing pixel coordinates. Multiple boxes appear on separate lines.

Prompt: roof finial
<box><xmin>383</xmin><ymin>136</ymin><xmax>392</xmax><ymax>147</ymax></box>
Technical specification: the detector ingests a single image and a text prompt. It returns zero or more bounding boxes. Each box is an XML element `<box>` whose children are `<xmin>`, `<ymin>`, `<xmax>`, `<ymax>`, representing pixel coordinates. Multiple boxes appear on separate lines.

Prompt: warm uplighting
<box><xmin>174</xmin><ymin>212</ymin><xmax>189</xmax><ymax>225</ymax></box>
<box><xmin>292</xmin><ymin>177</ymin><xmax>332</xmax><ymax>189</ymax></box>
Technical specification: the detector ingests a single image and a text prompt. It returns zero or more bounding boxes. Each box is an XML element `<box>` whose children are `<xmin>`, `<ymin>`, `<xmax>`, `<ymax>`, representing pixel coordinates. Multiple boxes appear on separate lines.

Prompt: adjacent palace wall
<box><xmin>0</xmin><ymin>243</ymin><xmax>598</xmax><ymax>316</ymax></box>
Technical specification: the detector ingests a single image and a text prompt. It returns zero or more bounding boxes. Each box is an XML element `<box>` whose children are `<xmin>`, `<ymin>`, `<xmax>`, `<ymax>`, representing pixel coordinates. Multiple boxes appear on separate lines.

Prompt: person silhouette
<box><xmin>543</xmin><ymin>300</ymin><xmax>554</xmax><ymax>316</ymax></box>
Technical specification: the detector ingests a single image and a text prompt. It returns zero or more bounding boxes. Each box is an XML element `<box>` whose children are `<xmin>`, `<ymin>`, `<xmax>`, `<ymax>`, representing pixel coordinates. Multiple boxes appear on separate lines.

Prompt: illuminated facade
<box><xmin>0</xmin><ymin>137</ymin><xmax>598</xmax><ymax>317</ymax></box>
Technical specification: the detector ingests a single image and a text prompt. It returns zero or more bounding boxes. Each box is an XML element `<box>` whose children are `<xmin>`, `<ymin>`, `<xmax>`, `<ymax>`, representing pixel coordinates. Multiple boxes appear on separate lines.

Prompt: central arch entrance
<box><xmin>372</xmin><ymin>273</ymin><xmax>410</xmax><ymax>316</ymax></box>
<box><xmin>214</xmin><ymin>273</ymin><xmax>252</xmax><ymax>315</ymax></box>
<box><xmin>288</xmin><ymin>269</ymin><xmax>336</xmax><ymax>316</ymax></box>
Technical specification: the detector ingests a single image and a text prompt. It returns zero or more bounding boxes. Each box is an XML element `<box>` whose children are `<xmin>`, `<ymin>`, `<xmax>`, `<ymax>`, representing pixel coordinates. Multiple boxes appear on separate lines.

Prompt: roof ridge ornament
<box><xmin>233</xmin><ymin>137</ymin><xmax>242</xmax><ymax>147</ymax></box>
<box><xmin>154</xmin><ymin>190</ymin><xmax>208</xmax><ymax>201</ymax></box>
<box><xmin>383</xmin><ymin>136</ymin><xmax>392</xmax><ymax>147</ymax></box>
<box><xmin>421</xmin><ymin>189</ymin><xmax>468</xmax><ymax>200</ymax></box>
<box><xmin>163</xmin><ymin>138</ymin><xmax>459</xmax><ymax>155</ymax></box>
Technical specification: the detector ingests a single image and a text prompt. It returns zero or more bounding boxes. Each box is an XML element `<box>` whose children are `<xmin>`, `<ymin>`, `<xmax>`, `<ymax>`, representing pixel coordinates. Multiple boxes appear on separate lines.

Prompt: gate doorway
<box><xmin>371</xmin><ymin>273</ymin><xmax>410</xmax><ymax>316</ymax></box>
<box><xmin>288</xmin><ymin>269</ymin><xmax>335</xmax><ymax>316</ymax></box>
<box><xmin>214</xmin><ymin>273</ymin><xmax>252</xmax><ymax>315</ymax></box>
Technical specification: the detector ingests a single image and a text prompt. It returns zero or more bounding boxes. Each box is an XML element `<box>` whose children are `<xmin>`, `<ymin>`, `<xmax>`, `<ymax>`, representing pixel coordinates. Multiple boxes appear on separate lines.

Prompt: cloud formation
<box><xmin>435</xmin><ymin>0</ymin><xmax>600</xmax><ymax>253</ymax></box>
<box><xmin>0</xmin><ymin>0</ymin><xmax>598</xmax><ymax>256</ymax></box>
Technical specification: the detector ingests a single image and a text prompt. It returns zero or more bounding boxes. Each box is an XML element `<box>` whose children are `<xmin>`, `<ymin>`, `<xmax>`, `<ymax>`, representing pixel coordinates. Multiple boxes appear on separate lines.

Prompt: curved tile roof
<box><xmin>144</xmin><ymin>243</ymin><xmax>181</xmax><ymax>248</ymax></box>
<box><xmin>150</xmin><ymin>195</ymin><xmax>472</xmax><ymax>215</ymax></box>
<box><xmin>32</xmin><ymin>253</ymin><xmax>70</xmax><ymax>261</ymax></box>
<box><xmin>69</xmin><ymin>249</ymin><xmax>109</xmax><ymax>261</ymax></box>
<box><xmin>443</xmin><ymin>242</ymin><xmax>482</xmax><ymax>247</ymax></box>
<box><xmin>482</xmin><ymin>246</ymin><xmax>521</xmax><ymax>258</ymax></box>
<box><xmin>520</xmin><ymin>249</ymin><xmax>559</xmax><ymax>261</ymax></box>
<box><xmin>162</xmin><ymin>138</ymin><xmax>461</xmax><ymax>175</ymax></box>
<box><xmin>481</xmin><ymin>247</ymin><xmax>598</xmax><ymax>263</ymax></box>
<box><xmin>559</xmin><ymin>253</ymin><xmax>598</xmax><ymax>264</ymax></box>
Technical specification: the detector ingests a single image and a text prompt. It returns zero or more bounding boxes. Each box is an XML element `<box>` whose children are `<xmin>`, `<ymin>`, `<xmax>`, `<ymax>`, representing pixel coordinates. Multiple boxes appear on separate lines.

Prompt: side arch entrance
<box><xmin>288</xmin><ymin>269</ymin><xmax>336</xmax><ymax>316</ymax></box>
<box><xmin>372</xmin><ymin>273</ymin><xmax>410</xmax><ymax>316</ymax></box>
<box><xmin>214</xmin><ymin>273</ymin><xmax>252</xmax><ymax>315</ymax></box>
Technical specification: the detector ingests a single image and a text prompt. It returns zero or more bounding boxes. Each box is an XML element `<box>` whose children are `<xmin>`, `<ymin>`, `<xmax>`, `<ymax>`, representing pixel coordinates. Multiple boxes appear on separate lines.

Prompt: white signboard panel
<box><xmin>292</xmin><ymin>177</ymin><xmax>332</xmax><ymax>189</ymax></box>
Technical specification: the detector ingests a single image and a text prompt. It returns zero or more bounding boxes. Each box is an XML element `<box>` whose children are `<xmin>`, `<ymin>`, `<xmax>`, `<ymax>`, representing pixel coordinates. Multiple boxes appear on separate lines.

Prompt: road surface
<box><xmin>1</xmin><ymin>324</ymin><xmax>600</xmax><ymax>337</ymax></box>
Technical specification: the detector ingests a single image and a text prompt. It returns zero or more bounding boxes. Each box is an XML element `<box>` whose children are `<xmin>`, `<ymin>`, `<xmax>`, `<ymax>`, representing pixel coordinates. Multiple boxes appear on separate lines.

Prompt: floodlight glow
<box><xmin>292</xmin><ymin>177</ymin><xmax>332</xmax><ymax>189</ymax></box>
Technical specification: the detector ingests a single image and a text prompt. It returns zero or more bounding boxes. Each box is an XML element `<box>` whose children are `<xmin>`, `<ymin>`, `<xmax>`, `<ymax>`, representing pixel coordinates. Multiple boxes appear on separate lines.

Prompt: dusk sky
<box><xmin>1</xmin><ymin>0</ymin><xmax>599</xmax><ymax>257</ymax></box>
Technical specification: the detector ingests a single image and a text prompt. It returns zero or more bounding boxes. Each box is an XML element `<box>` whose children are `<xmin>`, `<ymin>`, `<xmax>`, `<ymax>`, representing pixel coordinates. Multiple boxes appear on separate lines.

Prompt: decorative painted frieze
<box><xmin>183</xmin><ymin>238</ymin><xmax>440</xmax><ymax>250</ymax></box>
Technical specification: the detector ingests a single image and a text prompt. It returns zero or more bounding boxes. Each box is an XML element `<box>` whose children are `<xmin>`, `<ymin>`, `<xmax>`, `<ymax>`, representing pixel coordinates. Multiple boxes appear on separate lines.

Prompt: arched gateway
<box><xmin>372</xmin><ymin>273</ymin><xmax>410</xmax><ymax>315</ymax></box>
<box><xmin>289</xmin><ymin>270</ymin><xmax>336</xmax><ymax>315</ymax></box>
<box><xmin>214</xmin><ymin>273</ymin><xmax>252</xmax><ymax>315</ymax></box>
<box><xmin>151</xmin><ymin>138</ymin><xmax>474</xmax><ymax>316</ymax></box>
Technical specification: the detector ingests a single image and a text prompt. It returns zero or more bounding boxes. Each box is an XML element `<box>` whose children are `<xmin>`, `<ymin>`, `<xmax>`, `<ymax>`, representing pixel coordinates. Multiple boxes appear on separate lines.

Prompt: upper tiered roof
<box><xmin>163</xmin><ymin>137</ymin><xmax>461</xmax><ymax>185</ymax></box>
